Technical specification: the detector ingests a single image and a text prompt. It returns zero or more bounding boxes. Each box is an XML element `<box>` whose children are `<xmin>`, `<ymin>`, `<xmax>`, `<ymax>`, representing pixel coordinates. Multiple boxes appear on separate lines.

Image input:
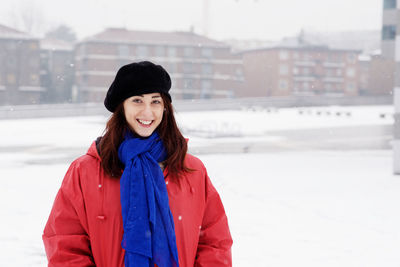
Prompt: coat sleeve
<box><xmin>195</xmin><ymin>172</ymin><xmax>233</xmax><ymax>267</ymax></box>
<box><xmin>42</xmin><ymin>161</ymin><xmax>95</xmax><ymax>267</ymax></box>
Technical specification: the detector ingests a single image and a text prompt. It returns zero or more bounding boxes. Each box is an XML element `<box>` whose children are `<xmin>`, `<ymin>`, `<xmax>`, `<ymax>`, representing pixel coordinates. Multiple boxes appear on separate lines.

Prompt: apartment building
<box><xmin>358</xmin><ymin>53</ymin><xmax>395</xmax><ymax>96</ymax></box>
<box><xmin>74</xmin><ymin>28</ymin><xmax>244</xmax><ymax>102</ymax></box>
<box><xmin>239</xmin><ymin>45</ymin><xmax>360</xmax><ymax>97</ymax></box>
<box><xmin>381</xmin><ymin>0</ymin><xmax>397</xmax><ymax>59</ymax></box>
<box><xmin>40</xmin><ymin>38</ymin><xmax>75</xmax><ymax>103</ymax></box>
<box><xmin>0</xmin><ymin>24</ymin><xmax>42</xmax><ymax>105</ymax></box>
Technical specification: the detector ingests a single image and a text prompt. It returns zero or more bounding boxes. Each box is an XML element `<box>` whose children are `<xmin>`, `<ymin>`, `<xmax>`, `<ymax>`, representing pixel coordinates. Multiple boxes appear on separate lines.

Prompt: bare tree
<box><xmin>6</xmin><ymin>1</ymin><xmax>50</xmax><ymax>36</ymax></box>
<box><xmin>45</xmin><ymin>25</ymin><xmax>77</xmax><ymax>42</ymax></box>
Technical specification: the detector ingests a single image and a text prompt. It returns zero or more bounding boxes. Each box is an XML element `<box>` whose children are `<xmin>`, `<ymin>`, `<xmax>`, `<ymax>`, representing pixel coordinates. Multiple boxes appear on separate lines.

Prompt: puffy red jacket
<box><xmin>43</xmin><ymin>141</ymin><xmax>232</xmax><ymax>266</ymax></box>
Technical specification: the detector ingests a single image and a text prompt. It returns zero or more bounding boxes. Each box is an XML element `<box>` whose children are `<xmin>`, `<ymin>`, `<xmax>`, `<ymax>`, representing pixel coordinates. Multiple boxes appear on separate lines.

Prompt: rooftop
<box><xmin>81</xmin><ymin>28</ymin><xmax>228</xmax><ymax>48</ymax></box>
<box><xmin>0</xmin><ymin>24</ymin><xmax>36</xmax><ymax>40</ymax></box>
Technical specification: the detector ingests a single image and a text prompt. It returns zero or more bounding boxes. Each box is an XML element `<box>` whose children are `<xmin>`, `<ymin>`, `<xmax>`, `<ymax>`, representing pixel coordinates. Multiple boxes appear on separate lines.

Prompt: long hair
<box><xmin>99</xmin><ymin>93</ymin><xmax>190</xmax><ymax>179</ymax></box>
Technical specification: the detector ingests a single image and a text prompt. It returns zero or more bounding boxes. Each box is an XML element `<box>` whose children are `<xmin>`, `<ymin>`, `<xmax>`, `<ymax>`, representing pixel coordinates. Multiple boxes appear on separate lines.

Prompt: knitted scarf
<box><xmin>118</xmin><ymin>131</ymin><xmax>179</xmax><ymax>267</ymax></box>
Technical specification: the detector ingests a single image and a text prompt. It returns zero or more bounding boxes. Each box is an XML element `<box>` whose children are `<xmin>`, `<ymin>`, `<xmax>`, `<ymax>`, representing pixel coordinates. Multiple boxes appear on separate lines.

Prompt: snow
<box><xmin>0</xmin><ymin>105</ymin><xmax>399</xmax><ymax>266</ymax></box>
<box><xmin>202</xmin><ymin>151</ymin><xmax>400</xmax><ymax>266</ymax></box>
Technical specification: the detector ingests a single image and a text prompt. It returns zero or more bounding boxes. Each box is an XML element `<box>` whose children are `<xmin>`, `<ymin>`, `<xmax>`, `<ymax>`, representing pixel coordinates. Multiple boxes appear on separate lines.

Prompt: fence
<box><xmin>0</xmin><ymin>95</ymin><xmax>392</xmax><ymax>120</ymax></box>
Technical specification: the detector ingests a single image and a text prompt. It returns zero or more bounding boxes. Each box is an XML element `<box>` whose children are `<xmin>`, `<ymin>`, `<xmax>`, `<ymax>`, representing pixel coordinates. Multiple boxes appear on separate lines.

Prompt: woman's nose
<box><xmin>140</xmin><ymin>103</ymin><xmax>153</xmax><ymax>116</ymax></box>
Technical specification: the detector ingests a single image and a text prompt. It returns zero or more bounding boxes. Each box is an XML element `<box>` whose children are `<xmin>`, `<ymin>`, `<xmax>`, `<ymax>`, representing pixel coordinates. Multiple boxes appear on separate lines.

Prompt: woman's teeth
<box><xmin>138</xmin><ymin>119</ymin><xmax>152</xmax><ymax>125</ymax></box>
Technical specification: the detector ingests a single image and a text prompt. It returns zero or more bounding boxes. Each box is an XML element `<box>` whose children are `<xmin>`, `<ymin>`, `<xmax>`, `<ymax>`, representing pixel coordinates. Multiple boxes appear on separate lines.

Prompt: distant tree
<box><xmin>45</xmin><ymin>25</ymin><xmax>77</xmax><ymax>42</ymax></box>
<box><xmin>6</xmin><ymin>1</ymin><xmax>49</xmax><ymax>36</ymax></box>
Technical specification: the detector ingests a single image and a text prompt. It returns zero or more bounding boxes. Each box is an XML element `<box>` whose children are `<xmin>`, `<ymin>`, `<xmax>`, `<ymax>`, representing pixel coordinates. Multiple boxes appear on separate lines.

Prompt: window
<box><xmin>382</xmin><ymin>25</ymin><xmax>396</xmax><ymax>40</ymax></box>
<box><xmin>165</xmin><ymin>62</ymin><xmax>176</xmax><ymax>73</ymax></box>
<box><xmin>6</xmin><ymin>57</ymin><xmax>17</xmax><ymax>69</ymax></box>
<box><xmin>384</xmin><ymin>0</ymin><xmax>396</xmax><ymax>9</ymax></box>
<box><xmin>346</xmin><ymin>68</ymin><xmax>355</xmax><ymax>77</ymax></box>
<box><xmin>118</xmin><ymin>45</ymin><xmax>129</xmax><ymax>57</ymax></box>
<box><xmin>302</xmin><ymin>82</ymin><xmax>310</xmax><ymax>90</ymax></box>
<box><xmin>336</xmin><ymin>68</ymin><xmax>343</xmax><ymax>76</ymax></box>
<box><xmin>347</xmin><ymin>53</ymin><xmax>357</xmax><ymax>64</ymax></box>
<box><xmin>183</xmin><ymin>63</ymin><xmax>194</xmax><ymax>73</ymax></box>
<box><xmin>294</xmin><ymin>82</ymin><xmax>300</xmax><ymax>91</ymax></box>
<box><xmin>184</xmin><ymin>79</ymin><xmax>194</xmax><ymax>88</ymax></box>
<box><xmin>136</xmin><ymin>46</ymin><xmax>148</xmax><ymax>58</ymax></box>
<box><xmin>303</xmin><ymin>67</ymin><xmax>311</xmax><ymax>75</ymax></box>
<box><xmin>293</xmin><ymin>67</ymin><xmax>299</xmax><ymax>75</ymax></box>
<box><xmin>346</xmin><ymin>82</ymin><xmax>356</xmax><ymax>91</ymax></box>
<box><xmin>303</xmin><ymin>52</ymin><xmax>311</xmax><ymax>61</ymax></box>
<box><xmin>279</xmin><ymin>50</ymin><xmax>289</xmax><ymax>60</ymax></box>
<box><xmin>279</xmin><ymin>64</ymin><xmax>289</xmax><ymax>75</ymax></box>
<box><xmin>201</xmin><ymin>48</ymin><xmax>213</xmax><ymax>58</ymax></box>
<box><xmin>328</xmin><ymin>53</ymin><xmax>341</xmax><ymax>62</ymax></box>
<box><xmin>5</xmin><ymin>42</ymin><xmax>17</xmax><ymax>50</ymax></box>
<box><xmin>82</xmin><ymin>75</ymin><xmax>88</xmax><ymax>86</ymax></box>
<box><xmin>78</xmin><ymin>44</ymin><xmax>86</xmax><ymax>56</ymax></box>
<box><xmin>279</xmin><ymin>80</ymin><xmax>288</xmax><ymax>90</ymax></box>
<box><xmin>184</xmin><ymin>47</ymin><xmax>194</xmax><ymax>57</ymax></box>
<box><xmin>201</xmin><ymin>80</ymin><xmax>212</xmax><ymax>90</ymax></box>
<box><xmin>200</xmin><ymin>80</ymin><xmax>212</xmax><ymax>99</ymax></box>
<box><xmin>29</xmin><ymin>42</ymin><xmax>38</xmax><ymax>50</ymax></box>
<box><xmin>167</xmin><ymin>47</ymin><xmax>177</xmax><ymax>57</ymax></box>
<box><xmin>30</xmin><ymin>74</ymin><xmax>39</xmax><ymax>85</ymax></box>
<box><xmin>325</xmin><ymin>83</ymin><xmax>332</xmax><ymax>90</ymax></box>
<box><xmin>155</xmin><ymin>46</ymin><xmax>165</xmax><ymax>57</ymax></box>
<box><xmin>82</xmin><ymin>58</ymin><xmax>88</xmax><ymax>71</ymax></box>
<box><xmin>202</xmin><ymin>64</ymin><xmax>213</xmax><ymax>75</ymax></box>
<box><xmin>183</xmin><ymin>92</ymin><xmax>194</xmax><ymax>99</ymax></box>
<box><xmin>7</xmin><ymin>74</ymin><xmax>16</xmax><ymax>85</ymax></box>
<box><xmin>29</xmin><ymin>57</ymin><xmax>39</xmax><ymax>68</ymax></box>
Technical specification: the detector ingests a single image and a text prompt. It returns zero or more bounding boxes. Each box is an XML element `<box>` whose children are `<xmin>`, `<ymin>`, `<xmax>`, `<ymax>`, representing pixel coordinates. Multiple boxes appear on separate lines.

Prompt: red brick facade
<box><xmin>240</xmin><ymin>46</ymin><xmax>360</xmax><ymax>97</ymax></box>
<box><xmin>74</xmin><ymin>28</ymin><xmax>244</xmax><ymax>102</ymax></box>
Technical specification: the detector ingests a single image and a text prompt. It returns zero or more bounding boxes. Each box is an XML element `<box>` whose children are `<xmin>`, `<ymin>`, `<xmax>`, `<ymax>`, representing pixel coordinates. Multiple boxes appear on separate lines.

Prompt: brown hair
<box><xmin>98</xmin><ymin>93</ymin><xmax>190</xmax><ymax>179</ymax></box>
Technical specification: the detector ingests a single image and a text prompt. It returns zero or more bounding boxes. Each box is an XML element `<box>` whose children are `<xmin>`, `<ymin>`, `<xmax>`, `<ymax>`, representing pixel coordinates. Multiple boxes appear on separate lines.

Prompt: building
<box><xmin>239</xmin><ymin>45</ymin><xmax>360</xmax><ymax>97</ymax></box>
<box><xmin>358</xmin><ymin>53</ymin><xmax>395</xmax><ymax>96</ymax></box>
<box><xmin>74</xmin><ymin>28</ymin><xmax>243</xmax><ymax>102</ymax></box>
<box><xmin>0</xmin><ymin>24</ymin><xmax>42</xmax><ymax>105</ymax></box>
<box><xmin>381</xmin><ymin>0</ymin><xmax>397</xmax><ymax>59</ymax></box>
<box><xmin>382</xmin><ymin>0</ymin><xmax>400</xmax><ymax>173</ymax></box>
<box><xmin>40</xmin><ymin>38</ymin><xmax>75</xmax><ymax>103</ymax></box>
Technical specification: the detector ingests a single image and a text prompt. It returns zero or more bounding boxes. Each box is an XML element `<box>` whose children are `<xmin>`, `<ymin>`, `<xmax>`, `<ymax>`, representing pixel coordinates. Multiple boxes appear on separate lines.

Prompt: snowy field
<box><xmin>0</xmin><ymin>105</ymin><xmax>399</xmax><ymax>266</ymax></box>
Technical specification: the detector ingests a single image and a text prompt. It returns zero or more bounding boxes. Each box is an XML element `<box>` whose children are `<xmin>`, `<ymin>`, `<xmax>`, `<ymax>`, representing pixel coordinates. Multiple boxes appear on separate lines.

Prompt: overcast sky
<box><xmin>0</xmin><ymin>0</ymin><xmax>383</xmax><ymax>41</ymax></box>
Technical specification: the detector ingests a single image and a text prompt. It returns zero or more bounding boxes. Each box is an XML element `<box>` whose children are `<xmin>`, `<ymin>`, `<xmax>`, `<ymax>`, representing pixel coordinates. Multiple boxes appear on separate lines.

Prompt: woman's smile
<box><xmin>137</xmin><ymin>119</ymin><xmax>153</xmax><ymax>127</ymax></box>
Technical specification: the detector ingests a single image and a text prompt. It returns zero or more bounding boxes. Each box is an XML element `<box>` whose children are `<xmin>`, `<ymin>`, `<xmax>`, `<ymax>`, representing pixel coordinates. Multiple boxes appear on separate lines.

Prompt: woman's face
<box><xmin>123</xmin><ymin>93</ymin><xmax>164</xmax><ymax>137</ymax></box>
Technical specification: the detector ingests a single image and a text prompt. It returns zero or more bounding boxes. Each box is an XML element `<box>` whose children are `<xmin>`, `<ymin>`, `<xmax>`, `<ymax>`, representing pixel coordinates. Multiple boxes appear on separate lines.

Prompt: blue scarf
<box><xmin>118</xmin><ymin>131</ymin><xmax>179</xmax><ymax>267</ymax></box>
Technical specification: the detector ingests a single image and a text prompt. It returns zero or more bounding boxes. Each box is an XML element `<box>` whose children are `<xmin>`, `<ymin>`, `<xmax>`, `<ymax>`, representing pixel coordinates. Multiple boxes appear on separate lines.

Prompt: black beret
<box><xmin>104</xmin><ymin>61</ymin><xmax>172</xmax><ymax>112</ymax></box>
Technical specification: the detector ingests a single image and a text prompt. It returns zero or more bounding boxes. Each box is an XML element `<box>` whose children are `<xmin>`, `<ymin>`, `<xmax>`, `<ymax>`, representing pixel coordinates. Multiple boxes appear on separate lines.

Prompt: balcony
<box><xmin>323</xmin><ymin>62</ymin><xmax>345</xmax><ymax>68</ymax></box>
<box><xmin>293</xmin><ymin>76</ymin><xmax>316</xmax><ymax>82</ymax></box>
<box><xmin>294</xmin><ymin>61</ymin><xmax>316</xmax><ymax>67</ymax></box>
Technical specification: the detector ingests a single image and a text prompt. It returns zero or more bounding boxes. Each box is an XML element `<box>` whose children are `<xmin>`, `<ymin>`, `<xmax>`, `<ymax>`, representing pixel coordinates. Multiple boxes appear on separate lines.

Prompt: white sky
<box><xmin>0</xmin><ymin>0</ymin><xmax>383</xmax><ymax>41</ymax></box>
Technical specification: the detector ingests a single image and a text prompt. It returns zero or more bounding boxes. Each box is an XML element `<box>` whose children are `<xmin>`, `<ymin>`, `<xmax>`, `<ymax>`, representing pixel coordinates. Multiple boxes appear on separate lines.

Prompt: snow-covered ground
<box><xmin>0</xmin><ymin>105</ymin><xmax>399</xmax><ymax>266</ymax></box>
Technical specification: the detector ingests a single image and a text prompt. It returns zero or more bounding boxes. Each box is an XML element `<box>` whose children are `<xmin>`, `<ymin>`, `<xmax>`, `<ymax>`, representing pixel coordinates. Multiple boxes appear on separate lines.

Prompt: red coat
<box><xmin>43</xmin><ymin>142</ymin><xmax>232</xmax><ymax>267</ymax></box>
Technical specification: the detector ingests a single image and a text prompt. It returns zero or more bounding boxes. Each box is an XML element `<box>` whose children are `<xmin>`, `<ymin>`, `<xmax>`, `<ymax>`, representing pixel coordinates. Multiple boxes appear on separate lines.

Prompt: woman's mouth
<box><xmin>137</xmin><ymin>119</ymin><xmax>153</xmax><ymax>128</ymax></box>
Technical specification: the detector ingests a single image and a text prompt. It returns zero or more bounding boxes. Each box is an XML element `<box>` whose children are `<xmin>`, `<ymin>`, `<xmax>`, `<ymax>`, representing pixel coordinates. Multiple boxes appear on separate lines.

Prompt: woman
<box><xmin>42</xmin><ymin>61</ymin><xmax>233</xmax><ymax>267</ymax></box>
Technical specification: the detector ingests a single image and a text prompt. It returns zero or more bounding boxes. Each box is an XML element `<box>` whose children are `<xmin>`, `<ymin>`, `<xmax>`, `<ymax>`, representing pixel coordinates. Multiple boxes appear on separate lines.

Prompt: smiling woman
<box><xmin>42</xmin><ymin>61</ymin><xmax>232</xmax><ymax>267</ymax></box>
<box><xmin>123</xmin><ymin>93</ymin><xmax>165</xmax><ymax>137</ymax></box>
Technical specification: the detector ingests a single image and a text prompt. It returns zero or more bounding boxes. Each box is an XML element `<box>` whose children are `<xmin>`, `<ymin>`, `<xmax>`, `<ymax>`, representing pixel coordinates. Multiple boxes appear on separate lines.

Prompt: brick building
<box><xmin>40</xmin><ymin>38</ymin><xmax>75</xmax><ymax>103</ymax></box>
<box><xmin>239</xmin><ymin>45</ymin><xmax>360</xmax><ymax>97</ymax></box>
<box><xmin>0</xmin><ymin>24</ymin><xmax>42</xmax><ymax>105</ymax></box>
<box><xmin>358</xmin><ymin>53</ymin><xmax>395</xmax><ymax>96</ymax></box>
<box><xmin>74</xmin><ymin>28</ymin><xmax>244</xmax><ymax>102</ymax></box>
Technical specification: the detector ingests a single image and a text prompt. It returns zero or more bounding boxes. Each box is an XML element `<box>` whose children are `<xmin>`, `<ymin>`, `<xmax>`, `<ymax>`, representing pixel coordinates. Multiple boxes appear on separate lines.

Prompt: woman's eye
<box><xmin>132</xmin><ymin>99</ymin><xmax>142</xmax><ymax>103</ymax></box>
<box><xmin>152</xmin><ymin>100</ymin><xmax>161</xmax><ymax>104</ymax></box>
